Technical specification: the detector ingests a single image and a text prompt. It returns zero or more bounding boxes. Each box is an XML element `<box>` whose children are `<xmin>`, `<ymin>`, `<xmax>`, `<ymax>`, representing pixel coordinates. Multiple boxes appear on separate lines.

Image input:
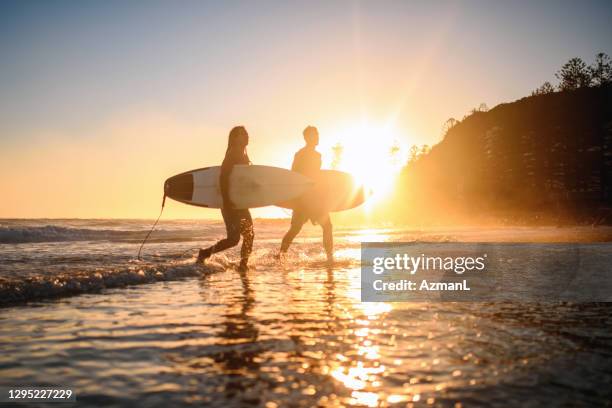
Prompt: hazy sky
<box><xmin>1</xmin><ymin>1</ymin><xmax>611</xmax><ymax>218</ymax></box>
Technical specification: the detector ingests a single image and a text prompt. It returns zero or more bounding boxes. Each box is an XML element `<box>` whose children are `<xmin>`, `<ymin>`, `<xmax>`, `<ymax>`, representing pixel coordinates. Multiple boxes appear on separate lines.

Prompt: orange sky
<box><xmin>1</xmin><ymin>2</ymin><xmax>611</xmax><ymax>219</ymax></box>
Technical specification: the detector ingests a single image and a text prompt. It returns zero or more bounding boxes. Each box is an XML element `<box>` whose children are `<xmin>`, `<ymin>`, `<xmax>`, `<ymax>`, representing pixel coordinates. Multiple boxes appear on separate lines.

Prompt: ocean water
<box><xmin>1</xmin><ymin>219</ymin><xmax>611</xmax><ymax>407</ymax></box>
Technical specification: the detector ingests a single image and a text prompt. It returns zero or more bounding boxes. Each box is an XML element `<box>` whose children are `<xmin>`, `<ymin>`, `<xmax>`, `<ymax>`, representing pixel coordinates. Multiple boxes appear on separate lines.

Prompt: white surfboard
<box><xmin>276</xmin><ymin>169</ymin><xmax>369</xmax><ymax>213</ymax></box>
<box><xmin>164</xmin><ymin>165</ymin><xmax>314</xmax><ymax>209</ymax></box>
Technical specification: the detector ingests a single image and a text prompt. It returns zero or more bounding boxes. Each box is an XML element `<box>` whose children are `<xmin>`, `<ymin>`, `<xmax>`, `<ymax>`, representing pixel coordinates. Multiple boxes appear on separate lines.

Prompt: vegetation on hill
<box><xmin>392</xmin><ymin>54</ymin><xmax>612</xmax><ymax>225</ymax></box>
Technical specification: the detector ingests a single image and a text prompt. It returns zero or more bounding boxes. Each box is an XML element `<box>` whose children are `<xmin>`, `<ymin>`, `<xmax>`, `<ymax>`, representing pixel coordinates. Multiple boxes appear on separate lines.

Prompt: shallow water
<box><xmin>1</xmin><ymin>220</ymin><xmax>612</xmax><ymax>407</ymax></box>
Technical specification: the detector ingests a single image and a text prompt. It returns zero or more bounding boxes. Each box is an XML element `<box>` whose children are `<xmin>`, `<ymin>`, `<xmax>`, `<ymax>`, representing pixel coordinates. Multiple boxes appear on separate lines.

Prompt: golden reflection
<box><xmin>334</xmin><ymin>247</ymin><xmax>361</xmax><ymax>259</ymax></box>
<box><xmin>358</xmin><ymin>343</ymin><xmax>380</xmax><ymax>360</ymax></box>
<box><xmin>190</xmin><ymin>239</ymin><xmax>470</xmax><ymax>407</ymax></box>
<box><xmin>345</xmin><ymin>229</ymin><xmax>392</xmax><ymax>243</ymax></box>
<box><xmin>387</xmin><ymin>394</ymin><xmax>409</xmax><ymax>404</ymax></box>
<box><xmin>325</xmin><ymin>269</ymin><xmax>394</xmax><ymax>407</ymax></box>
<box><xmin>356</xmin><ymin>301</ymin><xmax>393</xmax><ymax>317</ymax></box>
<box><xmin>350</xmin><ymin>391</ymin><xmax>379</xmax><ymax>407</ymax></box>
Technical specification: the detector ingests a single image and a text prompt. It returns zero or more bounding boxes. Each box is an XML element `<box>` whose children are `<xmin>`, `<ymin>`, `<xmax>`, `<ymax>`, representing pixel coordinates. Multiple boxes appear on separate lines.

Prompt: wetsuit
<box><xmin>203</xmin><ymin>147</ymin><xmax>254</xmax><ymax>262</ymax></box>
<box><xmin>280</xmin><ymin>146</ymin><xmax>333</xmax><ymax>258</ymax></box>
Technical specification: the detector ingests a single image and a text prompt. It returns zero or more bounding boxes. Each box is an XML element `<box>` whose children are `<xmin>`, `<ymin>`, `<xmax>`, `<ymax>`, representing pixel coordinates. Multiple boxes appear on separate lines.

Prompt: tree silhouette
<box><xmin>531</xmin><ymin>81</ymin><xmax>555</xmax><ymax>96</ymax></box>
<box><xmin>331</xmin><ymin>143</ymin><xmax>343</xmax><ymax>169</ymax></box>
<box><xmin>478</xmin><ymin>103</ymin><xmax>489</xmax><ymax>112</ymax></box>
<box><xmin>389</xmin><ymin>143</ymin><xmax>400</xmax><ymax>157</ymax></box>
<box><xmin>407</xmin><ymin>144</ymin><xmax>430</xmax><ymax>164</ymax></box>
<box><xmin>556</xmin><ymin>57</ymin><xmax>591</xmax><ymax>91</ymax></box>
<box><xmin>394</xmin><ymin>83</ymin><xmax>612</xmax><ymax>225</ymax></box>
<box><xmin>442</xmin><ymin>118</ymin><xmax>459</xmax><ymax>138</ymax></box>
<box><xmin>391</xmin><ymin>54</ymin><xmax>612</xmax><ymax>225</ymax></box>
<box><xmin>389</xmin><ymin>142</ymin><xmax>400</xmax><ymax>165</ymax></box>
<box><xmin>589</xmin><ymin>52</ymin><xmax>612</xmax><ymax>87</ymax></box>
<box><xmin>409</xmin><ymin>145</ymin><xmax>419</xmax><ymax>163</ymax></box>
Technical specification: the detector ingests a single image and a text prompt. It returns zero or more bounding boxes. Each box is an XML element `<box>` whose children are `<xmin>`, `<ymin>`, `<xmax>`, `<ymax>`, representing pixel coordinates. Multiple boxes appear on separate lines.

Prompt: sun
<box><xmin>325</xmin><ymin>122</ymin><xmax>407</xmax><ymax>208</ymax></box>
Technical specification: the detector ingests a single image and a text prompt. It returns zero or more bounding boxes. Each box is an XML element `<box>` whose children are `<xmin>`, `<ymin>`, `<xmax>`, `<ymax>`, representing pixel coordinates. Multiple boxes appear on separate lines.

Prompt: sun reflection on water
<box><xmin>345</xmin><ymin>229</ymin><xmax>392</xmax><ymax>243</ymax></box>
<box><xmin>2</xmin><ymin>227</ymin><xmax>606</xmax><ymax>407</ymax></box>
<box><xmin>325</xmin><ymin>295</ymin><xmax>395</xmax><ymax>406</ymax></box>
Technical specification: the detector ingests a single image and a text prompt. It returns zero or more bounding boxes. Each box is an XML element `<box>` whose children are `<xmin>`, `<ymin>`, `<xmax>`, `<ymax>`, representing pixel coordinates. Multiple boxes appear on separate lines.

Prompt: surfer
<box><xmin>278</xmin><ymin>126</ymin><xmax>333</xmax><ymax>261</ymax></box>
<box><xmin>197</xmin><ymin>126</ymin><xmax>254</xmax><ymax>271</ymax></box>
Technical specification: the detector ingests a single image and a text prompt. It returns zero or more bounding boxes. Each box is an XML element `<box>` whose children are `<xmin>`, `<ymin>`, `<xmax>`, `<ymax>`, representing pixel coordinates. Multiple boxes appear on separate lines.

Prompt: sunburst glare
<box><xmin>325</xmin><ymin>121</ymin><xmax>407</xmax><ymax>210</ymax></box>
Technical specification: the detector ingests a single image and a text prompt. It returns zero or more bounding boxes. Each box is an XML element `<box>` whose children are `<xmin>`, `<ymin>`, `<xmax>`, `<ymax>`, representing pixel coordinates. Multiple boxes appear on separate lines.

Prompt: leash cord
<box><xmin>137</xmin><ymin>194</ymin><xmax>166</xmax><ymax>260</ymax></box>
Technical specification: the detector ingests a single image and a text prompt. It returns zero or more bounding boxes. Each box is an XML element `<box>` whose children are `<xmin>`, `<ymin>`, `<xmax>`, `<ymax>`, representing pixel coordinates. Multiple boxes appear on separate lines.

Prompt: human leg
<box><xmin>320</xmin><ymin>214</ymin><xmax>333</xmax><ymax>261</ymax></box>
<box><xmin>279</xmin><ymin>210</ymin><xmax>307</xmax><ymax>253</ymax></box>
<box><xmin>239</xmin><ymin>210</ymin><xmax>254</xmax><ymax>268</ymax></box>
<box><xmin>197</xmin><ymin>208</ymin><xmax>241</xmax><ymax>263</ymax></box>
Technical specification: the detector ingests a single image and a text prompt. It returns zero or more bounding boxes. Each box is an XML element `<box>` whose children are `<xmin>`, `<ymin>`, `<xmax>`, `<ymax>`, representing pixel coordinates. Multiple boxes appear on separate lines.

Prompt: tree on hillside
<box><xmin>532</xmin><ymin>81</ymin><xmax>555</xmax><ymax>96</ymax></box>
<box><xmin>442</xmin><ymin>118</ymin><xmax>459</xmax><ymax>138</ymax></box>
<box><xmin>407</xmin><ymin>144</ymin><xmax>431</xmax><ymax>164</ymax></box>
<box><xmin>389</xmin><ymin>142</ymin><xmax>400</xmax><ymax>161</ymax></box>
<box><xmin>331</xmin><ymin>143</ymin><xmax>343</xmax><ymax>169</ymax></box>
<box><xmin>409</xmin><ymin>145</ymin><xmax>420</xmax><ymax>163</ymax></box>
<box><xmin>589</xmin><ymin>52</ymin><xmax>612</xmax><ymax>86</ymax></box>
<box><xmin>556</xmin><ymin>57</ymin><xmax>591</xmax><ymax>91</ymax></box>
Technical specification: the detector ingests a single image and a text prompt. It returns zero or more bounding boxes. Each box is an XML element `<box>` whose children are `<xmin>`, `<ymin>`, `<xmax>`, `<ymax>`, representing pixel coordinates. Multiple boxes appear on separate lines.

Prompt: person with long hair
<box><xmin>197</xmin><ymin>126</ymin><xmax>254</xmax><ymax>271</ymax></box>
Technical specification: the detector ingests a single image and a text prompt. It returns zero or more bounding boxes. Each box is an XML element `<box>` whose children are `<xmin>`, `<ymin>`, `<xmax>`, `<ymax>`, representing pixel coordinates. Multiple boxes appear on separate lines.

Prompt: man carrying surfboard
<box><xmin>197</xmin><ymin>126</ymin><xmax>254</xmax><ymax>271</ymax></box>
<box><xmin>278</xmin><ymin>126</ymin><xmax>333</xmax><ymax>261</ymax></box>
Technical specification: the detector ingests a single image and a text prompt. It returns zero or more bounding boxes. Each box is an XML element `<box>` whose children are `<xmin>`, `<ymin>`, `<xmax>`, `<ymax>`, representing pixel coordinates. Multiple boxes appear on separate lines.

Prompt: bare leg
<box><xmin>280</xmin><ymin>211</ymin><xmax>307</xmax><ymax>253</ymax></box>
<box><xmin>321</xmin><ymin>215</ymin><xmax>333</xmax><ymax>261</ymax></box>
<box><xmin>239</xmin><ymin>211</ymin><xmax>254</xmax><ymax>267</ymax></box>
<box><xmin>197</xmin><ymin>208</ymin><xmax>242</xmax><ymax>263</ymax></box>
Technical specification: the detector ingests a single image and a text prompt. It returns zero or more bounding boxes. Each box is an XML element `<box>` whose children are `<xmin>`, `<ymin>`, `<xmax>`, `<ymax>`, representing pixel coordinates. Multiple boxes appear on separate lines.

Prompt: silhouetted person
<box><xmin>197</xmin><ymin>126</ymin><xmax>254</xmax><ymax>271</ymax></box>
<box><xmin>279</xmin><ymin>126</ymin><xmax>333</xmax><ymax>261</ymax></box>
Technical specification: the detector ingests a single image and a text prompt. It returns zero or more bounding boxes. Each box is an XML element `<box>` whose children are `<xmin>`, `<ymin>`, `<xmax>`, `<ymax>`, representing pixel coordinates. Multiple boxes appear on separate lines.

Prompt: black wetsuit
<box><xmin>204</xmin><ymin>147</ymin><xmax>254</xmax><ymax>261</ymax></box>
<box><xmin>280</xmin><ymin>146</ymin><xmax>333</xmax><ymax>257</ymax></box>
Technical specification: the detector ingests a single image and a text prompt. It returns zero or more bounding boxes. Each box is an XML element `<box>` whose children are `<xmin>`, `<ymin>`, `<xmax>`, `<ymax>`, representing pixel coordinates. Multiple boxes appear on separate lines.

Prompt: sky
<box><xmin>1</xmin><ymin>0</ymin><xmax>611</xmax><ymax>218</ymax></box>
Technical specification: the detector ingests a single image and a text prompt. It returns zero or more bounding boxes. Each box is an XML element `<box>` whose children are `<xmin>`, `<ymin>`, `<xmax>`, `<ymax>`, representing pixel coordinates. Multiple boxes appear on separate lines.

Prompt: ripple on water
<box><xmin>1</xmin><ymin>231</ymin><xmax>612</xmax><ymax>406</ymax></box>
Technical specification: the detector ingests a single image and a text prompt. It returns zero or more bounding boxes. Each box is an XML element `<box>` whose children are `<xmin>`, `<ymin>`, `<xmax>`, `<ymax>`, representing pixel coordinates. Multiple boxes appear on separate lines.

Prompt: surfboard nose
<box><xmin>165</xmin><ymin>173</ymin><xmax>194</xmax><ymax>201</ymax></box>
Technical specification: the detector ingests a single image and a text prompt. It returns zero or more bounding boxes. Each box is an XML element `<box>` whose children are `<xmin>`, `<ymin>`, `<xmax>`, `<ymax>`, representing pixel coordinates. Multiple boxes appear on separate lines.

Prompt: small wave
<box><xmin>0</xmin><ymin>225</ymin><xmax>208</xmax><ymax>244</ymax></box>
<box><xmin>0</xmin><ymin>260</ymin><xmax>225</xmax><ymax>307</ymax></box>
<box><xmin>0</xmin><ymin>245</ymin><xmax>359</xmax><ymax>306</ymax></box>
<box><xmin>0</xmin><ymin>225</ymin><xmax>135</xmax><ymax>243</ymax></box>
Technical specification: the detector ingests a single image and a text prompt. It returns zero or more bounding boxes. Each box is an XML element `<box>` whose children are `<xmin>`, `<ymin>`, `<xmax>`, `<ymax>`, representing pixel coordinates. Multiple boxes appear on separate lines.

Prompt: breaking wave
<box><xmin>0</xmin><ymin>260</ymin><xmax>225</xmax><ymax>306</ymax></box>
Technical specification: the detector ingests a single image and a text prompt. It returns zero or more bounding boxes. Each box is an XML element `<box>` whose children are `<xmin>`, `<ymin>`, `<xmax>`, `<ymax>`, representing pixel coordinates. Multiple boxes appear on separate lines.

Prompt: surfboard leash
<box><xmin>137</xmin><ymin>193</ymin><xmax>166</xmax><ymax>260</ymax></box>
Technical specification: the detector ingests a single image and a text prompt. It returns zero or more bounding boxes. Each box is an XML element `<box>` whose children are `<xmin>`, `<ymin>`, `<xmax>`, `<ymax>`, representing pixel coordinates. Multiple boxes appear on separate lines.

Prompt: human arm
<box><xmin>291</xmin><ymin>151</ymin><xmax>300</xmax><ymax>172</ymax></box>
<box><xmin>220</xmin><ymin>152</ymin><xmax>235</xmax><ymax>209</ymax></box>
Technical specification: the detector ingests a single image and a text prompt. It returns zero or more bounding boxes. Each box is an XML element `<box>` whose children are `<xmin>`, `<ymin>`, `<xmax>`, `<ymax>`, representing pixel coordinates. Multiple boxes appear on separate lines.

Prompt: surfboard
<box><xmin>164</xmin><ymin>165</ymin><xmax>314</xmax><ymax>209</ymax></box>
<box><xmin>276</xmin><ymin>170</ymin><xmax>369</xmax><ymax>213</ymax></box>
